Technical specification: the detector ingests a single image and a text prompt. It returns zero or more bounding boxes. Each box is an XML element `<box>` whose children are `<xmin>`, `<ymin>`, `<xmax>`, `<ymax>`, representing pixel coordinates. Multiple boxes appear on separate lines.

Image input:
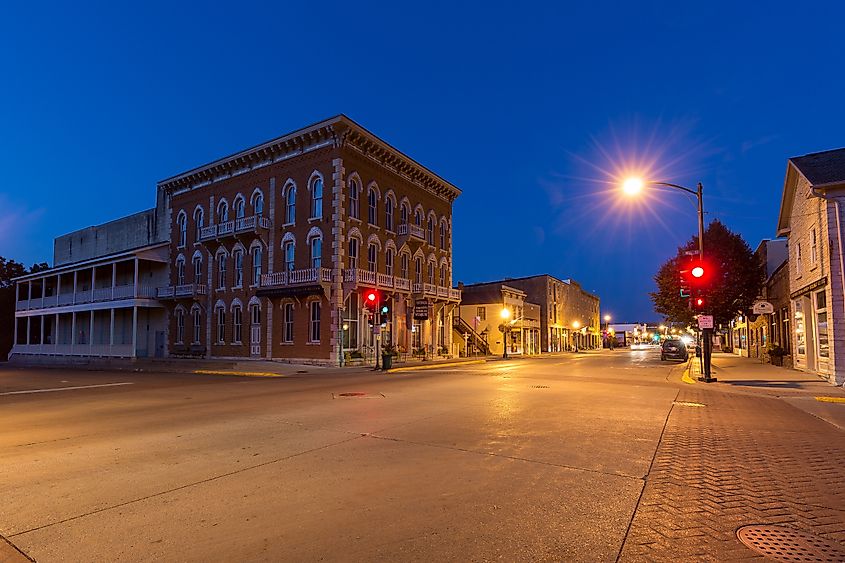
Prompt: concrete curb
<box><xmin>192</xmin><ymin>370</ymin><xmax>286</xmax><ymax>378</ymax></box>
<box><xmin>386</xmin><ymin>359</ymin><xmax>487</xmax><ymax>373</ymax></box>
<box><xmin>681</xmin><ymin>358</ymin><xmax>697</xmax><ymax>385</ymax></box>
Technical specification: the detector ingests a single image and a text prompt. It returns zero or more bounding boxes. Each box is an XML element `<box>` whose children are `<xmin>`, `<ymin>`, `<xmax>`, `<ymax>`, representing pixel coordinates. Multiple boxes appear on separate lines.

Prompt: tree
<box><xmin>650</xmin><ymin>220</ymin><xmax>764</xmax><ymax>326</ymax></box>
<box><xmin>1</xmin><ymin>257</ymin><xmax>50</xmax><ymax>361</ymax></box>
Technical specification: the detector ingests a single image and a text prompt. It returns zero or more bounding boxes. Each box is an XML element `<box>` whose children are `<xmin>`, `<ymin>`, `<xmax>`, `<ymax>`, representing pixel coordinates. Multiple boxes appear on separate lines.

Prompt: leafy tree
<box><xmin>1</xmin><ymin>257</ymin><xmax>50</xmax><ymax>360</ymax></box>
<box><xmin>650</xmin><ymin>220</ymin><xmax>764</xmax><ymax>326</ymax></box>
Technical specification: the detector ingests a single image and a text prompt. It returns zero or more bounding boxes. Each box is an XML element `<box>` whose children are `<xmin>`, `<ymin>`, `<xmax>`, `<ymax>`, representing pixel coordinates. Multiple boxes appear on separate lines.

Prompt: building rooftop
<box><xmin>789</xmin><ymin>147</ymin><xmax>845</xmax><ymax>186</ymax></box>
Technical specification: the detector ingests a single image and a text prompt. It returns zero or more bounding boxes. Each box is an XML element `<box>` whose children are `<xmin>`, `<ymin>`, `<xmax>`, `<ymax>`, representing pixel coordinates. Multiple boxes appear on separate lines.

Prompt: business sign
<box><xmin>697</xmin><ymin>315</ymin><xmax>714</xmax><ymax>329</ymax></box>
<box><xmin>752</xmin><ymin>301</ymin><xmax>774</xmax><ymax>315</ymax></box>
<box><xmin>413</xmin><ymin>299</ymin><xmax>429</xmax><ymax>320</ymax></box>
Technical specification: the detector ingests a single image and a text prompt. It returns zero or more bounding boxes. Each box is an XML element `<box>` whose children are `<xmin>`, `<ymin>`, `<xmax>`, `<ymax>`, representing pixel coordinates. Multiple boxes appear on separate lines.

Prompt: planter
<box><xmin>770</xmin><ymin>354</ymin><xmax>784</xmax><ymax>367</ymax></box>
<box><xmin>381</xmin><ymin>354</ymin><xmax>393</xmax><ymax>370</ymax></box>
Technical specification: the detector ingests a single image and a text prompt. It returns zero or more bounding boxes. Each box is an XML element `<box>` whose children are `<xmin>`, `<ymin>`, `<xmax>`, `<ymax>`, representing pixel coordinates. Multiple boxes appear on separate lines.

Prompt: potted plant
<box><xmin>381</xmin><ymin>343</ymin><xmax>397</xmax><ymax>370</ymax></box>
<box><xmin>767</xmin><ymin>344</ymin><xmax>785</xmax><ymax>366</ymax></box>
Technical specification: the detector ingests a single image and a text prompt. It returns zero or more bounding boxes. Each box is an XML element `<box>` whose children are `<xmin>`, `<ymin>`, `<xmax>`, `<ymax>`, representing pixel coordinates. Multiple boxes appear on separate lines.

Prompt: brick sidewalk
<box><xmin>619</xmin><ymin>383</ymin><xmax>845</xmax><ymax>561</ymax></box>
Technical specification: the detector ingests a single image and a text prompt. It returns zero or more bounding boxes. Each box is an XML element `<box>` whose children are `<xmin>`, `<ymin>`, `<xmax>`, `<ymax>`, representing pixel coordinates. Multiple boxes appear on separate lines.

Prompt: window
<box><xmin>194</xmin><ymin>208</ymin><xmax>204</xmax><ymax>241</ymax></box>
<box><xmin>309</xmin><ymin>301</ymin><xmax>321</xmax><ymax>342</ymax></box>
<box><xmin>216</xmin><ymin>307</ymin><xmax>226</xmax><ymax>344</ymax></box>
<box><xmin>217</xmin><ymin>254</ymin><xmax>227</xmax><ymax>289</ymax></box>
<box><xmin>176</xmin><ymin>257</ymin><xmax>186</xmax><ymax>286</ymax></box>
<box><xmin>401</xmin><ymin>253</ymin><xmax>409</xmax><ymax>279</ymax></box>
<box><xmin>440</xmin><ymin>265</ymin><xmax>447</xmax><ymax>287</ymax></box>
<box><xmin>415</xmin><ymin>209</ymin><xmax>423</xmax><ymax>226</ymax></box>
<box><xmin>175</xmin><ymin>309</ymin><xmax>185</xmax><ymax>344</ymax></box>
<box><xmin>311</xmin><ymin>237</ymin><xmax>322</xmax><ymax>269</ymax></box>
<box><xmin>283</xmin><ymin>303</ymin><xmax>294</xmax><ymax>343</ymax></box>
<box><xmin>251</xmin><ymin>303</ymin><xmax>261</xmax><ymax>326</ymax></box>
<box><xmin>192</xmin><ymin>308</ymin><xmax>201</xmax><ymax>344</ymax></box>
<box><xmin>368</xmin><ymin>188</ymin><xmax>377</xmax><ymax>225</ymax></box>
<box><xmin>794</xmin><ymin>301</ymin><xmax>805</xmax><ymax>355</ymax></box>
<box><xmin>385</xmin><ymin>249</ymin><xmax>395</xmax><ymax>276</ymax></box>
<box><xmin>427</xmin><ymin>218</ymin><xmax>435</xmax><ymax>245</ymax></box>
<box><xmin>414</xmin><ymin>257</ymin><xmax>422</xmax><ymax>284</ymax></box>
<box><xmin>285</xmin><ymin>186</ymin><xmax>296</xmax><ymax>224</ymax></box>
<box><xmin>284</xmin><ymin>241</ymin><xmax>295</xmax><ymax>272</ymax></box>
<box><xmin>816</xmin><ymin>290</ymin><xmax>829</xmax><ymax>358</ymax></box>
<box><xmin>232</xmin><ymin>305</ymin><xmax>243</xmax><ymax>343</ymax></box>
<box><xmin>217</xmin><ymin>201</ymin><xmax>228</xmax><ymax>223</ymax></box>
<box><xmin>349</xmin><ymin>179</ymin><xmax>360</xmax><ymax>219</ymax></box>
<box><xmin>193</xmin><ymin>255</ymin><xmax>202</xmax><ymax>284</ymax></box>
<box><xmin>348</xmin><ymin>238</ymin><xmax>359</xmax><ymax>269</ymax></box>
<box><xmin>427</xmin><ymin>261</ymin><xmax>435</xmax><ymax>284</ymax></box>
<box><xmin>439</xmin><ymin>222</ymin><xmax>446</xmax><ymax>248</ymax></box>
<box><xmin>342</xmin><ymin>294</ymin><xmax>358</xmax><ymax>350</ymax></box>
<box><xmin>233</xmin><ymin>249</ymin><xmax>244</xmax><ymax>287</ymax></box>
<box><xmin>312</xmin><ymin>177</ymin><xmax>323</xmax><ymax>218</ymax></box>
<box><xmin>810</xmin><ymin>229</ymin><xmax>818</xmax><ymax>266</ymax></box>
<box><xmin>400</xmin><ymin>204</ymin><xmax>409</xmax><ymax>226</ymax></box>
<box><xmin>252</xmin><ymin>246</ymin><xmax>262</xmax><ymax>286</ymax></box>
<box><xmin>234</xmin><ymin>197</ymin><xmax>245</xmax><ymax>220</ymax></box>
<box><xmin>477</xmin><ymin>307</ymin><xmax>486</xmax><ymax>321</ymax></box>
<box><xmin>368</xmin><ymin>243</ymin><xmax>377</xmax><ymax>272</ymax></box>
<box><xmin>385</xmin><ymin>198</ymin><xmax>394</xmax><ymax>231</ymax></box>
<box><xmin>177</xmin><ymin>212</ymin><xmax>187</xmax><ymax>248</ymax></box>
<box><xmin>253</xmin><ymin>192</ymin><xmax>264</xmax><ymax>216</ymax></box>
<box><xmin>796</xmin><ymin>243</ymin><xmax>803</xmax><ymax>276</ymax></box>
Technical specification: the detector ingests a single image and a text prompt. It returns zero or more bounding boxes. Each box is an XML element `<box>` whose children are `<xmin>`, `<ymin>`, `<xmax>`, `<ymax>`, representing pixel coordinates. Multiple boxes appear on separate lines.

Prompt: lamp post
<box><xmin>572</xmin><ymin>320</ymin><xmax>580</xmax><ymax>352</ymax></box>
<box><xmin>623</xmin><ymin>177</ymin><xmax>714</xmax><ymax>382</ymax></box>
<box><xmin>603</xmin><ymin>314</ymin><xmax>612</xmax><ymax>350</ymax></box>
<box><xmin>500</xmin><ymin>308</ymin><xmax>511</xmax><ymax>359</ymax></box>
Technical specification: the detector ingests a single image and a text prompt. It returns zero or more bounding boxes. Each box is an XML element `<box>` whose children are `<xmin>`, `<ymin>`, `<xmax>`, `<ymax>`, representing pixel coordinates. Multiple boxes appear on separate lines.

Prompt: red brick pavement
<box><xmin>619</xmin><ymin>386</ymin><xmax>845</xmax><ymax>562</ymax></box>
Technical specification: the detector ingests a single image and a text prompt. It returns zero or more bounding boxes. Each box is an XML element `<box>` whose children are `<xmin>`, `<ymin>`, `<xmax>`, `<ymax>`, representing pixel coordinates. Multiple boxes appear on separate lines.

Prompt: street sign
<box><xmin>752</xmin><ymin>301</ymin><xmax>774</xmax><ymax>315</ymax></box>
<box><xmin>697</xmin><ymin>315</ymin><xmax>714</xmax><ymax>329</ymax></box>
<box><xmin>413</xmin><ymin>299</ymin><xmax>429</xmax><ymax>320</ymax></box>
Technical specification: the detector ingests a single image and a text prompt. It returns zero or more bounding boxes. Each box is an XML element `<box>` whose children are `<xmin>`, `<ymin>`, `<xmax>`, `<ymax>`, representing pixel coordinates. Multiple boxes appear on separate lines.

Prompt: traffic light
<box><xmin>380</xmin><ymin>300</ymin><xmax>391</xmax><ymax>325</ymax></box>
<box><xmin>693</xmin><ymin>294</ymin><xmax>705</xmax><ymax>309</ymax></box>
<box><xmin>363</xmin><ymin>290</ymin><xmax>379</xmax><ymax>310</ymax></box>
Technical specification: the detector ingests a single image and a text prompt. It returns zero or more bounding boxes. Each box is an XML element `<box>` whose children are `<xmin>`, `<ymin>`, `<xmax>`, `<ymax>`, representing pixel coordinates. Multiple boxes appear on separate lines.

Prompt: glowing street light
<box><xmin>500</xmin><ymin>308</ymin><xmax>511</xmax><ymax>320</ymax></box>
<box><xmin>500</xmin><ymin>308</ymin><xmax>511</xmax><ymax>359</ymax></box>
<box><xmin>622</xmin><ymin>177</ymin><xmax>644</xmax><ymax>195</ymax></box>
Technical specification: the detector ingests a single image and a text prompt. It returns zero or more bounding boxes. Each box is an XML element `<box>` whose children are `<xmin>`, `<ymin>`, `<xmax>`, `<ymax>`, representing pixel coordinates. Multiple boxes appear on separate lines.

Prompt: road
<box><xmin>1</xmin><ymin>349</ymin><xmax>843</xmax><ymax>561</ymax></box>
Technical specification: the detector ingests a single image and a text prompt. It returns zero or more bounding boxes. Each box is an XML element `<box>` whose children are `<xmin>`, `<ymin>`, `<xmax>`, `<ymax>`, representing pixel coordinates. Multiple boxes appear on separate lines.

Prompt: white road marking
<box><xmin>0</xmin><ymin>382</ymin><xmax>134</xmax><ymax>396</ymax></box>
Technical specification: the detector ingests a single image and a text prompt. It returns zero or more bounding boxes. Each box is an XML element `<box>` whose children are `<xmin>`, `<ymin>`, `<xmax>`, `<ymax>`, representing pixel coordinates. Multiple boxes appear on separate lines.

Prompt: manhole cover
<box><xmin>531</xmin><ymin>385</ymin><xmax>549</xmax><ymax>389</ymax></box>
<box><xmin>737</xmin><ymin>525</ymin><xmax>845</xmax><ymax>562</ymax></box>
<box><xmin>673</xmin><ymin>401</ymin><xmax>705</xmax><ymax>407</ymax></box>
<box><xmin>332</xmin><ymin>392</ymin><xmax>385</xmax><ymax>399</ymax></box>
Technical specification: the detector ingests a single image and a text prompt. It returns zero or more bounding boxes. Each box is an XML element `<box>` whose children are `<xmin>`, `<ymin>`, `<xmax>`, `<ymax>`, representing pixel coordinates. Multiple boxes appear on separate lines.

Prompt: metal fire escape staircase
<box><xmin>453</xmin><ymin>316</ymin><xmax>490</xmax><ymax>356</ymax></box>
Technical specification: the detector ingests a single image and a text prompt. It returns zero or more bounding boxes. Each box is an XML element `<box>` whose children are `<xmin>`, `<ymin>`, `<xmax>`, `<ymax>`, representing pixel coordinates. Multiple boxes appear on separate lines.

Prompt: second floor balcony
<box><xmin>156</xmin><ymin>283</ymin><xmax>208</xmax><ymax>299</ymax></box>
<box><xmin>198</xmin><ymin>215</ymin><xmax>271</xmax><ymax>243</ymax></box>
<box><xmin>16</xmin><ymin>284</ymin><xmax>159</xmax><ymax>312</ymax></box>
<box><xmin>260</xmin><ymin>267</ymin><xmax>333</xmax><ymax>289</ymax></box>
<box><xmin>397</xmin><ymin>223</ymin><xmax>425</xmax><ymax>240</ymax></box>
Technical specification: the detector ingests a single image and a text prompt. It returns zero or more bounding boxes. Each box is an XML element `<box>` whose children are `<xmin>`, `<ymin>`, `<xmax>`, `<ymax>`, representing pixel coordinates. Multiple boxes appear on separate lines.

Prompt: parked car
<box><xmin>661</xmin><ymin>338</ymin><xmax>689</xmax><ymax>361</ymax></box>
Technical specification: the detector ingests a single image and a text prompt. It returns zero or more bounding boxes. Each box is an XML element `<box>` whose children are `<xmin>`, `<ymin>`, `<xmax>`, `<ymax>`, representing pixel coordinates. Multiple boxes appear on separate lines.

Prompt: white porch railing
<box><xmin>394</xmin><ymin>277</ymin><xmax>411</xmax><ymax>291</ymax></box>
<box><xmin>199</xmin><ymin>225</ymin><xmax>217</xmax><ymax>241</ymax></box>
<box><xmin>11</xmin><ymin>343</ymin><xmax>134</xmax><ymax>357</ymax></box>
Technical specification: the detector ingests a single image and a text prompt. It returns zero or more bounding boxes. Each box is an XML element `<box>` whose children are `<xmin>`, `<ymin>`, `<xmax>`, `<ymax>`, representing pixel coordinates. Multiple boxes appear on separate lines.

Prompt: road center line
<box><xmin>0</xmin><ymin>382</ymin><xmax>134</xmax><ymax>396</ymax></box>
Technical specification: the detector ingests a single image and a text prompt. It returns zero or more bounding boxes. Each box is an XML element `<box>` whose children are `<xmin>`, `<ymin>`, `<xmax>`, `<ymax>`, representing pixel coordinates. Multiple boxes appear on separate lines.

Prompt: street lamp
<box><xmin>500</xmin><ymin>308</ymin><xmax>511</xmax><ymax>359</ymax></box>
<box><xmin>572</xmin><ymin>320</ymin><xmax>581</xmax><ymax>352</ymax></box>
<box><xmin>603</xmin><ymin>314</ymin><xmax>613</xmax><ymax>350</ymax></box>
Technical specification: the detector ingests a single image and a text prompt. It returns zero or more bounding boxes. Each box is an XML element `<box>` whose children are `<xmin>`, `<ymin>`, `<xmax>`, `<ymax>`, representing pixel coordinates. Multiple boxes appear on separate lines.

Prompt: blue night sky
<box><xmin>2</xmin><ymin>1</ymin><xmax>844</xmax><ymax>321</ymax></box>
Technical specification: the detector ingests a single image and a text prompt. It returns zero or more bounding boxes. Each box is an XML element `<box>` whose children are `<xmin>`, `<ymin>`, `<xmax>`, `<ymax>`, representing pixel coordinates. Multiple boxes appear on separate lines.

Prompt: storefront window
<box><xmin>816</xmin><ymin>291</ymin><xmax>829</xmax><ymax>358</ymax></box>
<box><xmin>794</xmin><ymin>301</ymin><xmax>806</xmax><ymax>356</ymax></box>
<box><xmin>342</xmin><ymin>294</ymin><xmax>359</xmax><ymax>350</ymax></box>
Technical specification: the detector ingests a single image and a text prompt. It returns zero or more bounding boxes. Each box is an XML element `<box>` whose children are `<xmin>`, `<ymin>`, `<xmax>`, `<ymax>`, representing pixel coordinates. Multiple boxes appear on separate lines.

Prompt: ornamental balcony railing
<box><xmin>156</xmin><ymin>283</ymin><xmax>207</xmax><ymax>299</ymax></box>
<box><xmin>198</xmin><ymin>215</ymin><xmax>271</xmax><ymax>242</ymax></box>
<box><xmin>260</xmin><ymin>267</ymin><xmax>332</xmax><ymax>288</ymax></box>
<box><xmin>15</xmin><ymin>284</ymin><xmax>161</xmax><ymax>311</ymax></box>
<box><xmin>344</xmin><ymin>269</ymin><xmax>415</xmax><ymax>293</ymax></box>
<box><xmin>397</xmin><ymin>223</ymin><xmax>425</xmax><ymax>240</ymax></box>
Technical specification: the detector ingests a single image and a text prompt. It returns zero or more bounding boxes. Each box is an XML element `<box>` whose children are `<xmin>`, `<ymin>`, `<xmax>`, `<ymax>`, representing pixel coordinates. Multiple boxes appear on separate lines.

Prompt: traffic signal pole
<box><xmin>696</xmin><ymin>182</ymin><xmax>716</xmax><ymax>383</ymax></box>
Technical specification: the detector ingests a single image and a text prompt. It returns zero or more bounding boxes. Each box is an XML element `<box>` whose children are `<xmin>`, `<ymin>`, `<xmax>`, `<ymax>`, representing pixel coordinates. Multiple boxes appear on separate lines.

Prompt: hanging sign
<box><xmin>413</xmin><ymin>299</ymin><xmax>430</xmax><ymax>320</ymax></box>
<box><xmin>752</xmin><ymin>301</ymin><xmax>774</xmax><ymax>315</ymax></box>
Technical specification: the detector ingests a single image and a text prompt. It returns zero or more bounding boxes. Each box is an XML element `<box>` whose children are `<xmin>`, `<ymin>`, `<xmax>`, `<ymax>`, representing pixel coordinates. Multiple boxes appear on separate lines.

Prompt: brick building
<box><xmin>455</xmin><ymin>282</ymin><xmax>541</xmax><ymax>357</ymax></box>
<box><xmin>12</xmin><ymin>116</ymin><xmax>461</xmax><ymax>365</ymax></box>
<box><xmin>776</xmin><ymin>148</ymin><xmax>845</xmax><ymax>385</ymax></box>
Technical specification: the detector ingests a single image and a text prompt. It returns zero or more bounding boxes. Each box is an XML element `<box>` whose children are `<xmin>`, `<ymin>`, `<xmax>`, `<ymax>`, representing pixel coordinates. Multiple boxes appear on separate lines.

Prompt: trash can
<box><xmin>382</xmin><ymin>354</ymin><xmax>393</xmax><ymax>370</ymax></box>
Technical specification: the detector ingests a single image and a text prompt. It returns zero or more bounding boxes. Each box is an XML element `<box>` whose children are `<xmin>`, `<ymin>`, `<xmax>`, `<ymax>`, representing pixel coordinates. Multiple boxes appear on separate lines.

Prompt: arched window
<box><xmin>427</xmin><ymin>217</ymin><xmax>435</xmax><ymax>245</ymax></box>
<box><xmin>385</xmin><ymin>248</ymin><xmax>395</xmax><ymax>276</ymax></box>
<box><xmin>233</xmin><ymin>249</ymin><xmax>244</xmax><ymax>287</ymax></box>
<box><xmin>367</xmin><ymin>243</ymin><xmax>377</xmax><ymax>272</ymax></box>
<box><xmin>176</xmin><ymin>256</ymin><xmax>186</xmax><ymax>286</ymax></box>
<box><xmin>440</xmin><ymin>265</ymin><xmax>447</xmax><ymax>287</ymax></box>
<box><xmin>348</xmin><ymin>237</ymin><xmax>359</xmax><ymax>269</ymax></box>
<box><xmin>175</xmin><ymin>308</ymin><xmax>185</xmax><ymax>344</ymax></box>
<box><xmin>385</xmin><ymin>198</ymin><xmax>394</xmax><ymax>231</ymax></box>
<box><xmin>368</xmin><ymin>188</ymin><xmax>377</xmax><ymax>225</ymax></box>
<box><xmin>194</xmin><ymin>207</ymin><xmax>204</xmax><ymax>241</ymax></box>
<box><xmin>309</xmin><ymin>300</ymin><xmax>321</xmax><ymax>343</ymax></box>
<box><xmin>252</xmin><ymin>191</ymin><xmax>264</xmax><ymax>216</ymax></box>
<box><xmin>217</xmin><ymin>253</ymin><xmax>227</xmax><ymax>289</ymax></box>
<box><xmin>285</xmin><ymin>185</ymin><xmax>296</xmax><ymax>224</ymax></box>
<box><xmin>192</xmin><ymin>254</ymin><xmax>203</xmax><ymax>284</ymax></box>
<box><xmin>282</xmin><ymin>302</ymin><xmax>294</xmax><ymax>343</ymax></box>
<box><xmin>414</xmin><ymin>257</ymin><xmax>422</xmax><ymax>284</ymax></box>
<box><xmin>216</xmin><ymin>305</ymin><xmax>226</xmax><ymax>344</ymax></box>
<box><xmin>414</xmin><ymin>209</ymin><xmax>423</xmax><ymax>227</ymax></box>
<box><xmin>192</xmin><ymin>307</ymin><xmax>201</xmax><ymax>344</ymax></box>
<box><xmin>232</xmin><ymin>304</ymin><xmax>243</xmax><ymax>343</ymax></box>
<box><xmin>311</xmin><ymin>237</ymin><xmax>322</xmax><ymax>269</ymax></box>
<box><xmin>311</xmin><ymin>176</ymin><xmax>323</xmax><ymax>218</ymax></box>
<box><xmin>401</xmin><ymin>253</ymin><xmax>409</xmax><ymax>279</ymax></box>
<box><xmin>428</xmin><ymin>261</ymin><xmax>436</xmax><ymax>284</ymax></box>
<box><xmin>252</xmin><ymin>246</ymin><xmax>262</xmax><ymax>286</ymax></box>
<box><xmin>284</xmin><ymin>241</ymin><xmax>295</xmax><ymax>272</ymax></box>
<box><xmin>401</xmin><ymin>204</ymin><xmax>409</xmax><ymax>226</ymax></box>
<box><xmin>217</xmin><ymin>201</ymin><xmax>229</xmax><ymax>223</ymax></box>
<box><xmin>439</xmin><ymin>222</ymin><xmax>447</xmax><ymax>249</ymax></box>
<box><xmin>234</xmin><ymin>196</ymin><xmax>246</xmax><ymax>220</ymax></box>
<box><xmin>349</xmin><ymin>178</ymin><xmax>360</xmax><ymax>219</ymax></box>
<box><xmin>176</xmin><ymin>212</ymin><xmax>187</xmax><ymax>248</ymax></box>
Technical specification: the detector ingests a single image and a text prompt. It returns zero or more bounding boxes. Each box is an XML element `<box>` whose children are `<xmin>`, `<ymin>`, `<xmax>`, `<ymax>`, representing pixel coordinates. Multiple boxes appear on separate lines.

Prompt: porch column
<box><xmin>112</xmin><ymin>262</ymin><xmax>117</xmax><ymax>292</ymax></box>
<box><xmin>71</xmin><ymin>312</ymin><xmax>77</xmax><ymax>348</ymax></box>
<box><xmin>27</xmin><ymin>281</ymin><xmax>32</xmax><ymax>301</ymax></box>
<box><xmin>73</xmin><ymin>271</ymin><xmax>78</xmax><ymax>304</ymax></box>
<box><xmin>56</xmin><ymin>275</ymin><xmax>61</xmax><ymax>302</ymax></box>
<box><xmin>26</xmin><ymin>316</ymin><xmax>30</xmax><ymax>345</ymax></box>
<box><xmin>89</xmin><ymin>310</ymin><xmax>94</xmax><ymax>353</ymax></box>
<box><xmin>55</xmin><ymin>313</ymin><xmax>59</xmax><ymax>351</ymax></box>
<box><xmin>13</xmin><ymin>311</ymin><xmax>18</xmax><ymax>349</ymax></box>
<box><xmin>131</xmin><ymin>306</ymin><xmax>138</xmax><ymax>358</ymax></box>
<box><xmin>110</xmin><ymin>308</ymin><xmax>115</xmax><ymax>346</ymax></box>
<box><xmin>39</xmin><ymin>314</ymin><xmax>45</xmax><ymax>346</ymax></box>
<box><xmin>133</xmin><ymin>258</ymin><xmax>139</xmax><ymax>292</ymax></box>
<box><xmin>91</xmin><ymin>267</ymin><xmax>96</xmax><ymax>301</ymax></box>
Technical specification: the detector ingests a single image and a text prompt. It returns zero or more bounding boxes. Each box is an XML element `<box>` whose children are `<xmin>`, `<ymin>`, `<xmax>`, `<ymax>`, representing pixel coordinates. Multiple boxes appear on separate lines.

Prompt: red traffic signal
<box><xmin>694</xmin><ymin>296</ymin><xmax>705</xmax><ymax>309</ymax></box>
<box><xmin>691</xmin><ymin>265</ymin><xmax>705</xmax><ymax>279</ymax></box>
<box><xmin>363</xmin><ymin>290</ymin><xmax>379</xmax><ymax>309</ymax></box>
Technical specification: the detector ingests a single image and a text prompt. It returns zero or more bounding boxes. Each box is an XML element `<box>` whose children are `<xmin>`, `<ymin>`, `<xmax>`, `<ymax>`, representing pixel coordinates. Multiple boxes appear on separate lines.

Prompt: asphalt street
<box><xmin>0</xmin><ymin>349</ymin><xmax>842</xmax><ymax>561</ymax></box>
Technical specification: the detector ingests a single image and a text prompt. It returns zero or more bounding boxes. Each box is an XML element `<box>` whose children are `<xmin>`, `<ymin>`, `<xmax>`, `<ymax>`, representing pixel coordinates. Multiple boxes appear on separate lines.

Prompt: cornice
<box><xmin>157</xmin><ymin>115</ymin><xmax>461</xmax><ymax>204</ymax></box>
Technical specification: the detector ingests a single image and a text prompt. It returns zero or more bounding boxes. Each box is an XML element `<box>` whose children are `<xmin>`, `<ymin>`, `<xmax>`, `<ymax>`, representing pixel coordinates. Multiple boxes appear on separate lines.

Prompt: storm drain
<box><xmin>737</xmin><ymin>525</ymin><xmax>845</xmax><ymax>562</ymax></box>
<box><xmin>673</xmin><ymin>401</ymin><xmax>705</xmax><ymax>407</ymax></box>
<box><xmin>531</xmin><ymin>385</ymin><xmax>550</xmax><ymax>389</ymax></box>
<box><xmin>332</xmin><ymin>392</ymin><xmax>385</xmax><ymax>399</ymax></box>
